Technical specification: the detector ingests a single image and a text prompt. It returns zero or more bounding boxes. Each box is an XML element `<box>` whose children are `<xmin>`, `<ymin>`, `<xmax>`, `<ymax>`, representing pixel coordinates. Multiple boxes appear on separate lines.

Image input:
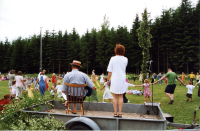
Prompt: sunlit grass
<box><xmin>0</xmin><ymin>75</ymin><xmax>199</xmax><ymax>124</ymax></box>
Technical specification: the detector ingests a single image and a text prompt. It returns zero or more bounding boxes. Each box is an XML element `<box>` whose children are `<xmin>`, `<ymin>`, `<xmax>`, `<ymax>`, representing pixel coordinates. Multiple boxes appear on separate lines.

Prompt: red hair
<box><xmin>114</xmin><ymin>44</ymin><xmax>125</xmax><ymax>56</ymax></box>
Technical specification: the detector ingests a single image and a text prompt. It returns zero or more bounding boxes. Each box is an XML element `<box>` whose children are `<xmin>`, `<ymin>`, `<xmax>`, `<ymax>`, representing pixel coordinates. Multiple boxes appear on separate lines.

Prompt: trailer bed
<box><xmin>23</xmin><ymin>100</ymin><xmax>167</xmax><ymax>130</ymax></box>
<box><xmin>49</xmin><ymin>109</ymin><xmax>160</xmax><ymax>120</ymax></box>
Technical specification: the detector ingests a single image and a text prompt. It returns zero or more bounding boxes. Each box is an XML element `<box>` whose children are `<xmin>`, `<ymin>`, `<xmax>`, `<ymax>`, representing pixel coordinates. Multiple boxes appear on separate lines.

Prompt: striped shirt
<box><xmin>62</xmin><ymin>69</ymin><xmax>94</xmax><ymax>96</ymax></box>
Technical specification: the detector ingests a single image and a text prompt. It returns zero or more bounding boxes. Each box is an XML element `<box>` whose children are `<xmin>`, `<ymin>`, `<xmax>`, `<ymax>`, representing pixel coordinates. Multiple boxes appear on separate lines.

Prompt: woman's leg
<box><xmin>144</xmin><ymin>97</ymin><xmax>147</xmax><ymax>102</ymax></box>
<box><xmin>103</xmin><ymin>99</ymin><xmax>105</xmax><ymax>102</ymax></box>
<box><xmin>109</xmin><ymin>99</ymin><xmax>112</xmax><ymax>102</ymax></box>
<box><xmin>118</xmin><ymin>94</ymin><xmax>123</xmax><ymax>114</ymax></box>
<box><xmin>113</xmin><ymin>93</ymin><xmax>118</xmax><ymax>114</ymax></box>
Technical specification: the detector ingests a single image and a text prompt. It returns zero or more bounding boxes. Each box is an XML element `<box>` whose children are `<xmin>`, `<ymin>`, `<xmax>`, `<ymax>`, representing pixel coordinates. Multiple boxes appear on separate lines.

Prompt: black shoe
<box><xmin>169</xmin><ymin>100</ymin><xmax>174</xmax><ymax>104</ymax></box>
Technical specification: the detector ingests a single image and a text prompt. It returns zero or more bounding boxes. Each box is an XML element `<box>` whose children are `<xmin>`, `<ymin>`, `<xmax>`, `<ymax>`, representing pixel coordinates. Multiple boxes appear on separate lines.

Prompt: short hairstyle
<box><xmin>188</xmin><ymin>82</ymin><xmax>192</xmax><ymax>85</ymax></box>
<box><xmin>28</xmin><ymin>84</ymin><xmax>31</xmax><ymax>87</ymax></box>
<box><xmin>40</xmin><ymin>72</ymin><xmax>44</xmax><ymax>75</ymax></box>
<box><xmin>12</xmin><ymin>80</ymin><xmax>16</xmax><ymax>85</ymax></box>
<box><xmin>57</xmin><ymin>80</ymin><xmax>61</xmax><ymax>84</ymax></box>
<box><xmin>114</xmin><ymin>44</ymin><xmax>125</xmax><ymax>56</ymax></box>
<box><xmin>11</xmin><ymin>70</ymin><xmax>15</xmax><ymax>74</ymax></box>
<box><xmin>17</xmin><ymin>71</ymin><xmax>22</xmax><ymax>75</ymax></box>
<box><xmin>103</xmin><ymin>77</ymin><xmax>108</xmax><ymax>81</ymax></box>
<box><xmin>72</xmin><ymin>65</ymin><xmax>80</xmax><ymax>70</ymax></box>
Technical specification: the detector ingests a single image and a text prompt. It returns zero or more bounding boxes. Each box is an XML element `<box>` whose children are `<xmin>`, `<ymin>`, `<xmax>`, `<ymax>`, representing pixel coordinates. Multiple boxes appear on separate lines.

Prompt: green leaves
<box><xmin>137</xmin><ymin>8</ymin><xmax>152</xmax><ymax>82</ymax></box>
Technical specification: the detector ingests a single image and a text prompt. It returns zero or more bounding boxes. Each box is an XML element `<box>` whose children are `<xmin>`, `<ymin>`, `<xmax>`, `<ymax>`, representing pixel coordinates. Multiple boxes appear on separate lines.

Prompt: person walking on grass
<box><xmin>189</xmin><ymin>72</ymin><xmax>195</xmax><ymax>85</ymax></box>
<box><xmin>100</xmin><ymin>77</ymin><xmax>113</xmax><ymax>102</ymax></box>
<box><xmin>8</xmin><ymin>70</ymin><xmax>15</xmax><ymax>95</ymax></box>
<box><xmin>154</xmin><ymin>68</ymin><xmax>185</xmax><ymax>104</ymax></box>
<box><xmin>135</xmin><ymin>79</ymin><xmax>153</xmax><ymax>102</ymax></box>
<box><xmin>179</xmin><ymin>72</ymin><xmax>187</xmax><ymax>86</ymax></box>
<box><xmin>15</xmin><ymin>71</ymin><xmax>26</xmax><ymax>102</ymax></box>
<box><xmin>186</xmin><ymin>82</ymin><xmax>196</xmax><ymax>102</ymax></box>
<box><xmin>34</xmin><ymin>72</ymin><xmax>48</xmax><ymax>96</ymax></box>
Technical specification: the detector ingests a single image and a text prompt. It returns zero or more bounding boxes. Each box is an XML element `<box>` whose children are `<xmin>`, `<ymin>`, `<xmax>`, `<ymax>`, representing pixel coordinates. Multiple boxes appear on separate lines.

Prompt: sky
<box><xmin>0</xmin><ymin>0</ymin><xmax>198</xmax><ymax>42</ymax></box>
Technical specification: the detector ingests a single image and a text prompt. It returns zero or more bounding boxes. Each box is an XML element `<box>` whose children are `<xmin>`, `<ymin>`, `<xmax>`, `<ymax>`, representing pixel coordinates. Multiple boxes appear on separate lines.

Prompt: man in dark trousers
<box><xmin>155</xmin><ymin>68</ymin><xmax>185</xmax><ymax>104</ymax></box>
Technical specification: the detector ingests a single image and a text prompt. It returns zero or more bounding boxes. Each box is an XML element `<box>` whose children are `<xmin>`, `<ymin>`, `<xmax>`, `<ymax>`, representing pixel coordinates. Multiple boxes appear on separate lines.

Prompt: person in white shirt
<box><xmin>56</xmin><ymin>80</ymin><xmax>63</xmax><ymax>98</ymax></box>
<box><xmin>100</xmin><ymin>73</ymin><xmax>105</xmax><ymax>85</ymax></box>
<box><xmin>186</xmin><ymin>82</ymin><xmax>196</xmax><ymax>102</ymax></box>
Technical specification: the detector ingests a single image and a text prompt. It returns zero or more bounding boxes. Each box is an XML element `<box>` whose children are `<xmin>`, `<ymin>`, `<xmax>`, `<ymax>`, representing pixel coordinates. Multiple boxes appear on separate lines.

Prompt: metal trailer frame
<box><xmin>22</xmin><ymin>100</ymin><xmax>167</xmax><ymax>130</ymax></box>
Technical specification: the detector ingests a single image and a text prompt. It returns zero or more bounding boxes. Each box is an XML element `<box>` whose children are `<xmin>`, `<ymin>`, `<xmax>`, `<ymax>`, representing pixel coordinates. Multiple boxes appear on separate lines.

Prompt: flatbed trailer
<box><xmin>22</xmin><ymin>100</ymin><xmax>168</xmax><ymax>130</ymax></box>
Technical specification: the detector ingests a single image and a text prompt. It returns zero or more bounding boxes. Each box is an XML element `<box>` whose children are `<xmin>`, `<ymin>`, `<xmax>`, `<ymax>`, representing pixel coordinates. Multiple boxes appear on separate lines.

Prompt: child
<box><xmin>55</xmin><ymin>80</ymin><xmax>63</xmax><ymax>98</ymax></box>
<box><xmin>186</xmin><ymin>82</ymin><xmax>195</xmax><ymax>102</ymax></box>
<box><xmin>179</xmin><ymin>72</ymin><xmax>187</xmax><ymax>86</ymax></box>
<box><xmin>133</xmin><ymin>74</ymin><xmax>137</xmax><ymax>84</ymax></box>
<box><xmin>26</xmin><ymin>84</ymin><xmax>34</xmax><ymax>98</ymax></box>
<box><xmin>126</xmin><ymin>73</ymin><xmax>131</xmax><ymax>83</ymax></box>
<box><xmin>22</xmin><ymin>79</ymin><xmax>26</xmax><ymax>91</ymax></box>
<box><xmin>135</xmin><ymin>79</ymin><xmax>153</xmax><ymax>102</ymax></box>
<box><xmin>0</xmin><ymin>94</ymin><xmax>11</xmax><ymax>111</ymax></box>
<box><xmin>165</xmin><ymin>77</ymin><xmax>168</xmax><ymax>85</ymax></box>
<box><xmin>25</xmin><ymin>77</ymin><xmax>32</xmax><ymax>89</ymax></box>
<box><xmin>11</xmin><ymin>80</ymin><xmax>16</xmax><ymax>99</ymax></box>
<box><xmin>33</xmin><ymin>76</ymin><xmax>38</xmax><ymax>90</ymax></box>
<box><xmin>100</xmin><ymin>77</ymin><xmax>113</xmax><ymax>102</ymax></box>
<box><xmin>127</xmin><ymin>90</ymin><xmax>143</xmax><ymax>95</ymax></box>
<box><xmin>139</xmin><ymin>73</ymin><xmax>143</xmax><ymax>84</ymax></box>
<box><xmin>50</xmin><ymin>86</ymin><xmax>55</xmax><ymax>98</ymax></box>
<box><xmin>100</xmin><ymin>73</ymin><xmax>104</xmax><ymax>85</ymax></box>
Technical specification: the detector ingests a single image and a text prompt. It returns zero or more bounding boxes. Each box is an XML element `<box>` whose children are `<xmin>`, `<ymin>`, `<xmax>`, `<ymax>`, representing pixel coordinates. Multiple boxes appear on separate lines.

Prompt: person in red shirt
<box><xmin>0</xmin><ymin>94</ymin><xmax>11</xmax><ymax>112</ymax></box>
<box><xmin>52</xmin><ymin>73</ymin><xmax>56</xmax><ymax>87</ymax></box>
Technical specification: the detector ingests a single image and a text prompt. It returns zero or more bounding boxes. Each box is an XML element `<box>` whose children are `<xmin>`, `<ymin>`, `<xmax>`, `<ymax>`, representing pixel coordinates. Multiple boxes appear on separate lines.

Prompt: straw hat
<box><xmin>70</xmin><ymin>60</ymin><xmax>82</xmax><ymax>67</ymax></box>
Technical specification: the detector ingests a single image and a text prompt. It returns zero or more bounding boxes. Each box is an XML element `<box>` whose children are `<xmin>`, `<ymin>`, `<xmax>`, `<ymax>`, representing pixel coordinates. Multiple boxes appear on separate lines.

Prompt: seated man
<box><xmin>62</xmin><ymin>60</ymin><xmax>96</xmax><ymax>114</ymax></box>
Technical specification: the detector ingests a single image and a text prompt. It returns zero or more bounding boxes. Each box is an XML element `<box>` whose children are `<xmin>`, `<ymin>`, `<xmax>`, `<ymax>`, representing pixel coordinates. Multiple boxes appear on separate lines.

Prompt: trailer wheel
<box><xmin>68</xmin><ymin>123</ymin><xmax>91</xmax><ymax>130</ymax></box>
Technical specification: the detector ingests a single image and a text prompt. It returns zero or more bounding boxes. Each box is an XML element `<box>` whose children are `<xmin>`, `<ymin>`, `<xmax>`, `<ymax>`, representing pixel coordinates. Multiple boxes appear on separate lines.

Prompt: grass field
<box><xmin>0</xmin><ymin>76</ymin><xmax>200</xmax><ymax>124</ymax></box>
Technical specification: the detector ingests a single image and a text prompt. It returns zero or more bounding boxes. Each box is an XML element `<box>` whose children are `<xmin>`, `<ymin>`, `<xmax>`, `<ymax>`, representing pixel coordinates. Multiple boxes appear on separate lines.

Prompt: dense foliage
<box><xmin>0</xmin><ymin>0</ymin><xmax>199</xmax><ymax>74</ymax></box>
<box><xmin>0</xmin><ymin>92</ymin><xmax>66</xmax><ymax>130</ymax></box>
<box><xmin>137</xmin><ymin>8</ymin><xmax>152</xmax><ymax>81</ymax></box>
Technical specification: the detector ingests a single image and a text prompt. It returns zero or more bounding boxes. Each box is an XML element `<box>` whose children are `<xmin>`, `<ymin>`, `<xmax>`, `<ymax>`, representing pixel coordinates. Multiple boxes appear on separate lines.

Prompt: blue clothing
<box><xmin>154</xmin><ymin>75</ymin><xmax>157</xmax><ymax>79</ymax></box>
<box><xmin>39</xmin><ymin>76</ymin><xmax>45</xmax><ymax>96</ymax></box>
<box><xmin>63</xmin><ymin>69</ymin><xmax>94</xmax><ymax>97</ymax></box>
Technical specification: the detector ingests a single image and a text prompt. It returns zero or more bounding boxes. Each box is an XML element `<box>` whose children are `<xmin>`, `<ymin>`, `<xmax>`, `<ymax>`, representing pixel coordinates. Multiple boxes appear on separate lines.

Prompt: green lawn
<box><xmin>0</xmin><ymin>77</ymin><xmax>199</xmax><ymax>124</ymax></box>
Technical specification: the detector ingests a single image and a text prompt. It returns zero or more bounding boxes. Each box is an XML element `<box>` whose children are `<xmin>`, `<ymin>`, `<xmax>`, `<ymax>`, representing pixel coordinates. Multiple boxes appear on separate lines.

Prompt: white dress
<box><xmin>11</xmin><ymin>85</ymin><xmax>16</xmax><ymax>95</ymax></box>
<box><xmin>56</xmin><ymin>85</ymin><xmax>63</xmax><ymax>98</ymax></box>
<box><xmin>103</xmin><ymin>82</ymin><xmax>113</xmax><ymax>99</ymax></box>
<box><xmin>100</xmin><ymin>75</ymin><xmax>104</xmax><ymax>84</ymax></box>
<box><xmin>107</xmin><ymin>55</ymin><xmax>128</xmax><ymax>94</ymax></box>
<box><xmin>139</xmin><ymin>74</ymin><xmax>143</xmax><ymax>81</ymax></box>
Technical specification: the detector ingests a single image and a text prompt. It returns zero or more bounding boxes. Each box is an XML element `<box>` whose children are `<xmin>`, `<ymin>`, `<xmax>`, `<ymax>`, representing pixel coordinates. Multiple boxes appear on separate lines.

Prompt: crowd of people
<box><xmin>1</xmin><ymin>44</ymin><xmax>200</xmax><ymax>117</ymax></box>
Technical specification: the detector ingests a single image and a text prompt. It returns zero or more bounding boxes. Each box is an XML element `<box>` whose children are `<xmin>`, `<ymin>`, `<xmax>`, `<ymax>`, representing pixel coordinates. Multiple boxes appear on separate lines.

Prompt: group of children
<box><xmin>98</xmin><ymin>72</ymin><xmax>200</xmax><ymax>103</ymax></box>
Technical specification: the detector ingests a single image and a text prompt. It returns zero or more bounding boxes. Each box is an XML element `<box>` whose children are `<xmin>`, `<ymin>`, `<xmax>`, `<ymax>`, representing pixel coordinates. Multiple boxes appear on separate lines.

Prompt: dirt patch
<box><xmin>48</xmin><ymin>109</ymin><xmax>160</xmax><ymax>120</ymax></box>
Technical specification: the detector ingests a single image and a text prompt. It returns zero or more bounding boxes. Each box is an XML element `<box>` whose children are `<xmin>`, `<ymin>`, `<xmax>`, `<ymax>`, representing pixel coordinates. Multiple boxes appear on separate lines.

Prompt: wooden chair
<box><xmin>65</xmin><ymin>82</ymin><xmax>88</xmax><ymax>115</ymax></box>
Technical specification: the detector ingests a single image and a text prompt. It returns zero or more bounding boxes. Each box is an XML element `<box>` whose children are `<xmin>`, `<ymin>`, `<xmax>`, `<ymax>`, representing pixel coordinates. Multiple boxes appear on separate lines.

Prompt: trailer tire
<box><xmin>65</xmin><ymin>117</ymin><xmax>100</xmax><ymax>130</ymax></box>
<box><xmin>69</xmin><ymin>123</ymin><xmax>92</xmax><ymax>130</ymax></box>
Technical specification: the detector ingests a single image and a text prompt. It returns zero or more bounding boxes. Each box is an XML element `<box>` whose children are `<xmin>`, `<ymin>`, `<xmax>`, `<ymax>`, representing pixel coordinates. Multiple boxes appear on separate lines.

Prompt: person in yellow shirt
<box><xmin>26</xmin><ymin>84</ymin><xmax>34</xmax><ymax>98</ymax></box>
<box><xmin>189</xmin><ymin>72</ymin><xmax>195</xmax><ymax>85</ymax></box>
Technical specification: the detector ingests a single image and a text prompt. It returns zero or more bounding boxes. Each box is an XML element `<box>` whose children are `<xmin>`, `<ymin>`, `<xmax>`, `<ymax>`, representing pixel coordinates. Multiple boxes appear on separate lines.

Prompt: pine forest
<box><xmin>0</xmin><ymin>0</ymin><xmax>200</xmax><ymax>75</ymax></box>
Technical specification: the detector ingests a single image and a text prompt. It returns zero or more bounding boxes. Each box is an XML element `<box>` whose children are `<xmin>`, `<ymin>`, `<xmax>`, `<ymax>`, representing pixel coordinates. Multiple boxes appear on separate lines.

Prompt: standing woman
<box><xmin>8</xmin><ymin>70</ymin><xmax>15</xmax><ymax>95</ymax></box>
<box><xmin>35</xmin><ymin>72</ymin><xmax>48</xmax><ymax>96</ymax></box>
<box><xmin>107</xmin><ymin>44</ymin><xmax>128</xmax><ymax>117</ymax></box>
<box><xmin>15</xmin><ymin>71</ymin><xmax>26</xmax><ymax>102</ymax></box>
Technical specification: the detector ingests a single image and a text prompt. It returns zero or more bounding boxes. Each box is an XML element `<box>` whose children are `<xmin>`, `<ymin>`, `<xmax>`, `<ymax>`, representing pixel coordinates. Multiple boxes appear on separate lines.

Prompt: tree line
<box><xmin>0</xmin><ymin>0</ymin><xmax>199</xmax><ymax>75</ymax></box>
